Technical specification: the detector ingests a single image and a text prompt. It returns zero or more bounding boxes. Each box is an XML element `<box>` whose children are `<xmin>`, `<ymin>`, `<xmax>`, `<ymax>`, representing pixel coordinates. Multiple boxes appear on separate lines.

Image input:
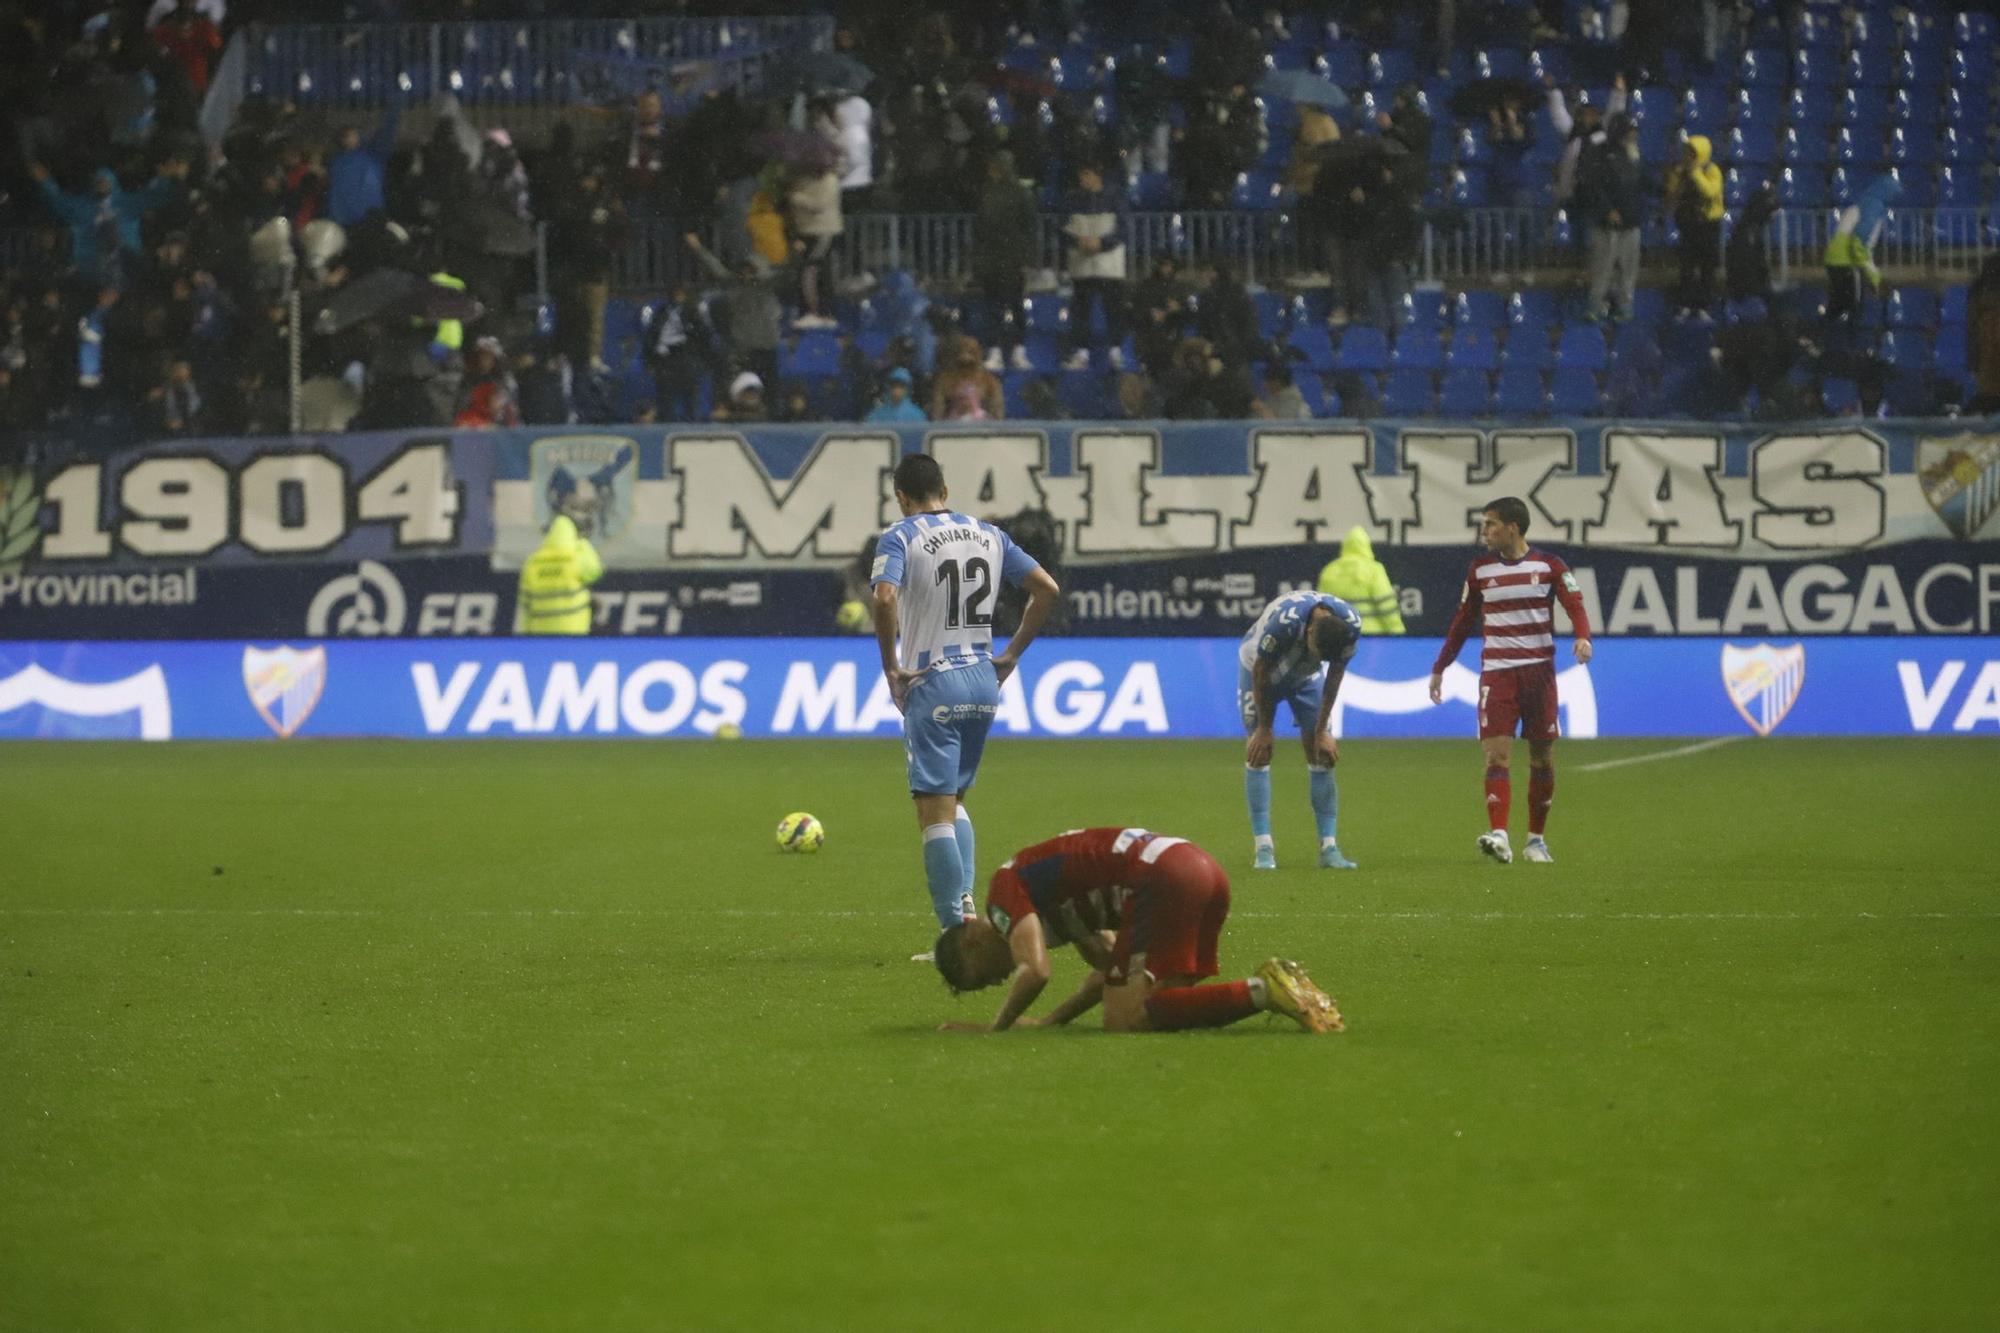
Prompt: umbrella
<box><xmin>314</xmin><ymin>269</ymin><xmax>483</xmax><ymax>335</ymax></box>
<box><xmin>1449</xmin><ymin>76</ymin><xmax>1541</xmax><ymax>120</ymax></box>
<box><xmin>773</xmin><ymin>50</ymin><xmax>875</xmax><ymax>95</ymax></box>
<box><xmin>462</xmin><ymin>201</ymin><xmax>538</xmax><ymax>257</ymax></box>
<box><xmin>752</xmin><ymin>128</ymin><xmax>841</xmax><ymax>174</ymax></box>
<box><xmin>1256</xmin><ymin>69</ymin><xmax>1349</xmax><ymax>112</ymax></box>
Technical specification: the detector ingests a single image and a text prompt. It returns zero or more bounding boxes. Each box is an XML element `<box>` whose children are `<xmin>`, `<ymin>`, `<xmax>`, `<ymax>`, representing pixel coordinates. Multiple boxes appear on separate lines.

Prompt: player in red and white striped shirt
<box><xmin>1427</xmin><ymin>496</ymin><xmax>1594</xmax><ymax>865</ymax></box>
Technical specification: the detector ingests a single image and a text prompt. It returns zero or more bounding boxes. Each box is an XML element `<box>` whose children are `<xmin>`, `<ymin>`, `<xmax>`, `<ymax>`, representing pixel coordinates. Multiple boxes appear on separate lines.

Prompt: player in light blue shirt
<box><xmin>1238</xmin><ymin>589</ymin><xmax>1364</xmax><ymax>870</ymax></box>
<box><xmin>872</xmin><ymin>454</ymin><xmax>1062</xmax><ymax>951</ymax></box>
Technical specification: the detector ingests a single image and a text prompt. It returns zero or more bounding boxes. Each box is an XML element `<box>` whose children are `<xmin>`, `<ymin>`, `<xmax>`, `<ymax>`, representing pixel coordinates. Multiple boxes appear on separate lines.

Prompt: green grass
<box><xmin>4</xmin><ymin>736</ymin><xmax>1998</xmax><ymax>1331</ymax></box>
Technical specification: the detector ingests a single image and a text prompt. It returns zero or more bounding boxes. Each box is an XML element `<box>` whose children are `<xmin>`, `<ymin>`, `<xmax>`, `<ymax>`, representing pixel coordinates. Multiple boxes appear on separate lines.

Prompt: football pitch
<box><xmin>4</xmin><ymin>736</ymin><xmax>1997</xmax><ymax>1331</ymax></box>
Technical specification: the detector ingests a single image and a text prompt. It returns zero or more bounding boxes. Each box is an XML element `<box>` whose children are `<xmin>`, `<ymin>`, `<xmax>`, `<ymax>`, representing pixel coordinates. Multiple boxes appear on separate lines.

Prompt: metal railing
<box><xmin>229</xmin><ymin>16</ymin><xmax>833</xmax><ymax>109</ymax></box>
<box><xmin>598</xmin><ymin>206</ymin><xmax>1997</xmax><ymax>296</ymax></box>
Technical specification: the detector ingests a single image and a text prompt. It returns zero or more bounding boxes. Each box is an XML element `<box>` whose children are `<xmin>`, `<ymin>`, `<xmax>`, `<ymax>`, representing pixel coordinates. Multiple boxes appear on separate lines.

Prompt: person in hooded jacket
<box><xmin>1726</xmin><ymin>182</ymin><xmax>1779</xmax><ymax>304</ymax></box>
<box><xmin>1317</xmin><ymin>525</ymin><xmax>1405</xmax><ymax>634</ymax></box>
<box><xmin>1822</xmin><ymin>173</ymin><xmax>1901</xmax><ymax>326</ymax></box>
<box><xmin>1664</xmin><ymin>135</ymin><xmax>1725</xmax><ymax>314</ymax></box>
<box><xmin>30</xmin><ymin>158</ymin><xmax>186</xmax><ymax>288</ymax></box>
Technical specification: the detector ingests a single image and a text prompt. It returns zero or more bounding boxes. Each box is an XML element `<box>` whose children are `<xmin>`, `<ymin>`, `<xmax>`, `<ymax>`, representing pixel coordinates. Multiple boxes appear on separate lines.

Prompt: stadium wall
<box><xmin>3</xmin><ymin>636</ymin><xmax>1996</xmax><ymax>740</ymax></box>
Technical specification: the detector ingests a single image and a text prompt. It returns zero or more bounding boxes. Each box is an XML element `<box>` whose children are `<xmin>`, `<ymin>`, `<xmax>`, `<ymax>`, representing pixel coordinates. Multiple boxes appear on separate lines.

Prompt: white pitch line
<box><xmin>1577</xmin><ymin>736</ymin><xmax>1742</xmax><ymax>772</ymax></box>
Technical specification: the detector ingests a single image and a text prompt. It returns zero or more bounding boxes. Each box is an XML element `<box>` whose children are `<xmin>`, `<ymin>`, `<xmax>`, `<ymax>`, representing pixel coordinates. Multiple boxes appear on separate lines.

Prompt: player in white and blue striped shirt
<box><xmin>871</xmin><ymin>455</ymin><xmax>1061</xmax><ymax>951</ymax></box>
<box><xmin>1238</xmin><ymin>589</ymin><xmax>1364</xmax><ymax>871</ymax></box>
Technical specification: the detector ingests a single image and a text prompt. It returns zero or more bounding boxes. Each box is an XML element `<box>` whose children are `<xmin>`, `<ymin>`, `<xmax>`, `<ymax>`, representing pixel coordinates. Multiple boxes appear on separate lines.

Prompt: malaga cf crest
<box><xmin>1916</xmin><ymin>433</ymin><xmax>2000</xmax><ymax>540</ymax></box>
<box><xmin>242</xmin><ymin>645</ymin><xmax>327</xmax><ymax>738</ymax></box>
<box><xmin>533</xmin><ymin>435</ymin><xmax>636</xmax><ymax>540</ymax></box>
<box><xmin>1720</xmin><ymin>643</ymin><xmax>1805</xmax><ymax>738</ymax></box>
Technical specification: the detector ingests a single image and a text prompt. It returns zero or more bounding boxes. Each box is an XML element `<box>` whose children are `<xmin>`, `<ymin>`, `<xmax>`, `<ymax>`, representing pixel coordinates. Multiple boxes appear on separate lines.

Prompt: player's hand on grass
<box><xmin>1428</xmin><ymin>670</ymin><xmax>1444</xmax><ymax>704</ymax></box>
<box><xmin>1575</xmin><ymin>639</ymin><xmax>1593</xmax><ymax>664</ymax></box>
<box><xmin>1245</xmin><ymin>728</ymin><xmax>1274</xmax><ymax>768</ymax></box>
<box><xmin>937</xmin><ymin>1021</ymin><xmax>992</xmax><ymax>1033</ymax></box>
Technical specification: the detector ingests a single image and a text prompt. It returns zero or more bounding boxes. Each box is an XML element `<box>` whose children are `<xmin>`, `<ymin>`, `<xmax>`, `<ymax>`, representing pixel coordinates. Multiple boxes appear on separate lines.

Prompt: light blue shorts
<box><xmin>1236</xmin><ymin>664</ymin><xmax>1324</xmax><ymax>736</ymax></box>
<box><xmin>904</xmin><ymin>660</ymin><xmax>1000</xmax><ymax>796</ymax></box>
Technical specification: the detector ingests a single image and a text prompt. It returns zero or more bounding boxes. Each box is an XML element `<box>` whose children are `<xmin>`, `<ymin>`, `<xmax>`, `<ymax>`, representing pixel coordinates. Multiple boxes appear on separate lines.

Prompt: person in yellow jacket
<box><xmin>1664</xmin><ymin>136</ymin><xmax>1725</xmax><ymax>315</ymax></box>
<box><xmin>514</xmin><ymin>514</ymin><xmax>603</xmax><ymax>634</ymax></box>
<box><xmin>1317</xmin><ymin>525</ymin><xmax>1405</xmax><ymax>634</ymax></box>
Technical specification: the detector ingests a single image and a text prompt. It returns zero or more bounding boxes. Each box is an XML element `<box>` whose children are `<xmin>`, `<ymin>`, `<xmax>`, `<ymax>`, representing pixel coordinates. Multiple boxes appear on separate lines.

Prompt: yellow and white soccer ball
<box><xmin>776</xmin><ymin>812</ymin><xmax>825</xmax><ymax>853</ymax></box>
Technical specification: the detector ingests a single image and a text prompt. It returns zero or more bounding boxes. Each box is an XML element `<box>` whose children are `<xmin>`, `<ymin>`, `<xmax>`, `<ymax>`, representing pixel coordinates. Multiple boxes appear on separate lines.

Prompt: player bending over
<box><xmin>1427</xmin><ymin>495</ymin><xmax>1593</xmax><ymax>865</ymax></box>
<box><xmin>931</xmin><ymin>827</ymin><xmax>1343</xmax><ymax>1034</ymax></box>
<box><xmin>1238</xmin><ymin>590</ymin><xmax>1364</xmax><ymax>870</ymax></box>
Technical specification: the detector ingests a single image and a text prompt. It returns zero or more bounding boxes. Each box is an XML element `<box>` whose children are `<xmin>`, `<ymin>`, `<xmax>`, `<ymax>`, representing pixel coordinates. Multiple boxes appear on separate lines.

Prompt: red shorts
<box><xmin>1479</xmin><ymin>663</ymin><xmax>1561</xmax><ymax>741</ymax></box>
<box><xmin>1108</xmin><ymin>843</ymin><xmax>1229</xmax><ymax>985</ymax></box>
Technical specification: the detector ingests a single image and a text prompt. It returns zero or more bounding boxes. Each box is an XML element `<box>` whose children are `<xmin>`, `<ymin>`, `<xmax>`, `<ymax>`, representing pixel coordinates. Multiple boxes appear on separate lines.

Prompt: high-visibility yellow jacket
<box><xmin>1317</xmin><ymin>525</ymin><xmax>1405</xmax><ymax>634</ymax></box>
<box><xmin>515</xmin><ymin>515</ymin><xmax>603</xmax><ymax>634</ymax></box>
<box><xmin>427</xmin><ymin>270</ymin><xmax>467</xmax><ymax>350</ymax></box>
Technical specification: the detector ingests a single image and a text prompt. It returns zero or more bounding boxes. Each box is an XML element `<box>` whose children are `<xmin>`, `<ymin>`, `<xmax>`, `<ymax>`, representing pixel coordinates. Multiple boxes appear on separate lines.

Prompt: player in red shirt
<box><xmin>1427</xmin><ymin>496</ymin><xmax>1594</xmax><ymax>865</ymax></box>
<box><xmin>930</xmin><ymin>827</ymin><xmax>1343</xmax><ymax>1033</ymax></box>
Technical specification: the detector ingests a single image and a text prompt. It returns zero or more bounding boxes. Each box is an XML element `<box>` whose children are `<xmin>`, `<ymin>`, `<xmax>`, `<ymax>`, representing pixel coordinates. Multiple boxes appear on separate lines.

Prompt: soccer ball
<box><xmin>776</xmin><ymin>812</ymin><xmax>825</xmax><ymax>853</ymax></box>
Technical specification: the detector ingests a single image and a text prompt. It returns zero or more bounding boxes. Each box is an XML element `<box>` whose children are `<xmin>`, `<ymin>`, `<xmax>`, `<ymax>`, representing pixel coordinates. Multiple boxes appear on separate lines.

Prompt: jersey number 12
<box><xmin>935</xmin><ymin>556</ymin><xmax>994</xmax><ymax>629</ymax></box>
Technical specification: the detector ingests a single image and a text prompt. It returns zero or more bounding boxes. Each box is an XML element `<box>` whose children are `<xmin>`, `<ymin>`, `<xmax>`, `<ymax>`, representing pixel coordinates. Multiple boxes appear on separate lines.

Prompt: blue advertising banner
<box><xmin>4</xmin><ymin>637</ymin><xmax>1997</xmax><ymax>741</ymax></box>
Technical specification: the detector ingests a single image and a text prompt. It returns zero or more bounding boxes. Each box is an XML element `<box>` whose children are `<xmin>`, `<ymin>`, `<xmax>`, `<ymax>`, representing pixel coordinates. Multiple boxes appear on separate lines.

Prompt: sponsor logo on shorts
<box><xmin>1721</xmin><ymin>642</ymin><xmax>1805</xmax><ymax>737</ymax></box>
<box><xmin>930</xmin><ymin>702</ymin><xmax>999</xmax><ymax>725</ymax></box>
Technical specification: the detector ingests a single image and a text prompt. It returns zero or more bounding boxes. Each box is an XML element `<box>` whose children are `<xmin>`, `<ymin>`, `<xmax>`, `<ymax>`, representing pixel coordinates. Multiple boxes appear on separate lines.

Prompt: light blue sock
<box><xmin>1309</xmin><ymin>766</ymin><xmax>1339</xmax><ymax>843</ymax></box>
<box><xmin>954</xmin><ymin>810</ymin><xmax>975</xmax><ymax>902</ymax></box>
<box><xmin>1245</xmin><ymin>765</ymin><xmax>1273</xmax><ymax>838</ymax></box>
<box><xmin>922</xmin><ymin>823</ymin><xmax>965</xmax><ymax>929</ymax></box>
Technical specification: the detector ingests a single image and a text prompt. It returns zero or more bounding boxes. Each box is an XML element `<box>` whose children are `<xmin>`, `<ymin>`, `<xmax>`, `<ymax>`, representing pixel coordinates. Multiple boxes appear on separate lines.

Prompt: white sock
<box><xmin>1246</xmin><ymin>975</ymin><xmax>1269</xmax><ymax>1009</ymax></box>
<box><xmin>1320</xmin><ymin>835</ymin><xmax>1340</xmax><ymax>850</ymax></box>
<box><xmin>1254</xmin><ymin>834</ymin><xmax>1274</xmax><ymax>850</ymax></box>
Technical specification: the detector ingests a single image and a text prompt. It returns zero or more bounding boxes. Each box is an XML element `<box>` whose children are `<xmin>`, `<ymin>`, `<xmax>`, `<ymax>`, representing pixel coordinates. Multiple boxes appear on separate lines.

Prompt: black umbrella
<box><xmin>462</xmin><ymin>201</ymin><xmax>538</xmax><ymax>257</ymax></box>
<box><xmin>314</xmin><ymin>269</ymin><xmax>484</xmax><ymax>335</ymax></box>
<box><xmin>1449</xmin><ymin>76</ymin><xmax>1541</xmax><ymax>120</ymax></box>
<box><xmin>773</xmin><ymin>50</ymin><xmax>875</xmax><ymax>95</ymax></box>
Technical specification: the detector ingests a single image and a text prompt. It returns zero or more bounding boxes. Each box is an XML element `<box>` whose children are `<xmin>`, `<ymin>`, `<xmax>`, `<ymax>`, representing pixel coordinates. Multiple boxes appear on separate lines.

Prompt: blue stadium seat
<box><xmin>1726</xmin><ymin>124</ymin><xmax>1777</xmax><ymax>167</ymax></box>
<box><xmin>1899</xmin><ymin>45</ymin><xmax>1950</xmax><ymax>89</ymax></box>
<box><xmin>1781</xmin><ymin>127</ymin><xmax>1831</xmax><ymax>167</ymax></box>
<box><xmin>1390</xmin><ymin>330</ymin><xmax>1445</xmax><ymax>371</ymax></box>
<box><xmin>1829</xmin><ymin>166</ymin><xmax>1857</xmax><ymax>206</ymax></box>
<box><xmin>1130</xmin><ymin>170</ymin><xmax>1176</xmax><ymax>209</ymax></box>
<box><xmin>1447</xmin><ymin>326</ymin><xmax>1499</xmax><ymax>371</ymax></box>
<box><xmin>1736</xmin><ymin>48</ymin><xmax>1783</xmax><ymax>88</ymax></box>
<box><xmin>1368</xmin><ymin>48</ymin><xmax>1417</xmax><ymax>87</ymax></box>
<box><xmin>1731</xmin><ymin>87</ymin><xmax>1783</xmax><ymax>129</ymax></box>
<box><xmin>1888</xmin><ymin>127</ymin><xmax>1935</xmax><ymax>168</ymax></box>
<box><xmin>1494</xmin><ymin>368</ymin><xmax>1548</xmax><ymax>415</ymax></box>
<box><xmin>1840</xmin><ymin>90</ymin><xmax>1889</xmax><ymax>135</ymax></box>
<box><xmin>1395</xmin><ymin>292</ymin><xmax>1448</xmax><ymax>334</ymax></box>
<box><xmin>1438</xmin><ymin>368</ymin><xmax>1493</xmax><ymax>416</ymax></box>
<box><xmin>1792</xmin><ymin>47</ymin><xmax>1840</xmax><ymax>89</ymax></box>
<box><xmin>1848</xmin><ymin>47</ymin><xmax>1896</xmax><ymax>87</ymax></box>
<box><xmin>1027</xmin><ymin>293</ymin><xmax>1069</xmax><ymax>334</ymax></box>
<box><xmin>1680</xmin><ymin>88</ymin><xmax>1725</xmax><ymax>137</ymax></box>
<box><xmin>1723</xmin><ymin>296</ymin><xmax>1769</xmax><ymax>325</ymax></box>
<box><xmin>1335</xmin><ymin>326</ymin><xmax>1392</xmax><ymax>372</ymax></box>
<box><xmin>1500</xmin><ymin>332</ymin><xmax>1556</xmax><ymax>372</ymax></box>
<box><xmin>1528</xmin><ymin>46</ymin><xmax>1572</xmax><ymax>87</ymax></box>
<box><xmin>1253</xmin><ymin>291</ymin><xmax>1288</xmax><ymax>339</ymax></box>
<box><xmin>1820</xmin><ymin>377</ymin><xmax>1861</xmax><ymax>414</ymax></box>
<box><xmin>1837</xmin><ymin>127</ymin><xmax>1885</xmax><ymax>168</ymax></box>
<box><xmin>1936</xmin><ymin>166</ymin><xmax>1980</xmax><ymax>209</ymax></box>
<box><xmin>1937</xmin><ymin>128</ymin><xmax>1980</xmax><ymax>163</ymax></box>
<box><xmin>1448</xmin><ymin>168</ymin><xmax>1491</xmax><ymax>208</ymax></box>
<box><xmin>1547</xmin><ymin>208</ymin><xmax>1575</xmax><ymax>248</ymax></box>
<box><xmin>1549</xmin><ymin>368</ymin><xmax>1603</xmax><ymax>414</ymax></box>
<box><xmin>1451</xmin><ymin>290</ymin><xmax>1504</xmax><ymax>329</ymax></box>
<box><xmin>1953</xmin><ymin>10</ymin><xmax>1996</xmax><ymax>45</ymax></box>
<box><xmin>1556</xmin><ymin>323</ymin><xmax>1610</xmax><ymax>371</ymax></box>
<box><xmin>1023</xmin><ymin>331</ymin><xmax>1064</xmax><ymax>372</ymax></box>
<box><xmin>1476</xmin><ymin>48</ymin><xmax>1529</xmax><ymax>81</ymax></box>
<box><xmin>1879</xmin><ymin>330</ymin><xmax>1933</xmax><ymax>371</ymax></box>
<box><xmin>1632</xmin><ymin>288</ymin><xmax>1671</xmax><ymax>325</ymax></box>
<box><xmin>1661</xmin><ymin>316</ymin><xmax>1715</xmax><ymax>362</ymax></box>
<box><xmin>1722</xmin><ymin>167</ymin><xmax>1753</xmax><ymax>209</ymax></box>
<box><xmin>1635</xmin><ymin>118</ymin><xmax>1676</xmax><ymax>162</ymax></box>
<box><xmin>1934</xmin><ymin>328</ymin><xmax>1968</xmax><ymax>382</ymax></box>
<box><xmin>1892</xmin><ymin>87</ymin><xmax>1942</xmax><ymax>129</ymax></box>
<box><xmin>1782</xmin><ymin>91</ymin><xmax>1837</xmax><ymax>140</ymax></box>
<box><xmin>1950</xmin><ymin>45</ymin><xmax>1996</xmax><ymax>88</ymax></box>
<box><xmin>781</xmin><ymin>332</ymin><xmax>841</xmax><ymax>377</ymax></box>
<box><xmin>1295</xmin><ymin>371</ymin><xmax>1330</xmax><ymax>417</ymax></box>
<box><xmin>1317</xmin><ymin>42</ymin><xmax>1367</xmax><ymax>87</ymax></box>
<box><xmin>1383</xmin><ymin>368</ymin><xmax>1437</xmax><ymax>415</ymax></box>
<box><xmin>1507</xmin><ymin>289</ymin><xmax>1562</xmax><ymax>330</ymax></box>
<box><xmin>1793</xmin><ymin>8</ymin><xmax>1843</xmax><ymax>50</ymax></box>
<box><xmin>1289</xmin><ymin>322</ymin><xmax>1336</xmax><ymax>370</ymax></box>
<box><xmin>1454</xmin><ymin>127</ymin><xmax>1491</xmax><ymax>166</ymax></box>
<box><xmin>1941</xmin><ymin>285</ymin><xmax>1969</xmax><ymax>328</ymax></box>
<box><xmin>1943</xmin><ymin>88</ymin><xmax>1992</xmax><ymax>131</ymax></box>
<box><xmin>1891</xmin><ymin>166</ymin><xmax>1934</xmax><ymax>207</ymax></box>
<box><xmin>1232</xmin><ymin>170</ymin><xmax>1285</xmax><ymax>210</ymax></box>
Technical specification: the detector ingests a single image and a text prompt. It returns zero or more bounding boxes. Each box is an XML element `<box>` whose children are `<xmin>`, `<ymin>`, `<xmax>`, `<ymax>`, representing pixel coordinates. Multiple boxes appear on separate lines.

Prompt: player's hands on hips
<box><xmin>991</xmin><ymin>650</ymin><xmax>1020</xmax><ymax>686</ymax></box>
<box><xmin>1428</xmin><ymin>670</ymin><xmax>1445</xmax><ymax>704</ymax></box>
<box><xmin>1575</xmin><ymin>639</ymin><xmax>1593</xmax><ymax>664</ymax></box>
<box><xmin>886</xmin><ymin>667</ymin><xmax>918</xmax><ymax>712</ymax></box>
<box><xmin>1245</xmin><ymin>727</ymin><xmax>1275</xmax><ymax>768</ymax></box>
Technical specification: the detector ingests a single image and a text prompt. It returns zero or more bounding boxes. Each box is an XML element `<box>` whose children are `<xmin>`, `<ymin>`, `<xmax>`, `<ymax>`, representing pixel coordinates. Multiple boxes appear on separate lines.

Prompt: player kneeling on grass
<box><xmin>930</xmin><ymin>827</ymin><xmax>1342</xmax><ymax>1034</ymax></box>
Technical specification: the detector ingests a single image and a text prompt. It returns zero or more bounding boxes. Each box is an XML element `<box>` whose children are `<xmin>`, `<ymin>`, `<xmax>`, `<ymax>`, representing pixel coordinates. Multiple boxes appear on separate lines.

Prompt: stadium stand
<box><xmin>1</xmin><ymin>0</ymin><xmax>1995</xmax><ymax>443</ymax></box>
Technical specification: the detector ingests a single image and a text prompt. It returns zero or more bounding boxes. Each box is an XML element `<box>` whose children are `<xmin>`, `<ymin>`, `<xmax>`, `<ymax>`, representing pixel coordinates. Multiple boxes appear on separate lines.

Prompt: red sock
<box><xmin>1143</xmin><ymin>981</ymin><xmax>1258</xmax><ymax>1031</ymax></box>
<box><xmin>1528</xmin><ymin>765</ymin><xmax>1555</xmax><ymax>836</ymax></box>
<box><xmin>1484</xmin><ymin>765</ymin><xmax>1511</xmax><ymax>832</ymax></box>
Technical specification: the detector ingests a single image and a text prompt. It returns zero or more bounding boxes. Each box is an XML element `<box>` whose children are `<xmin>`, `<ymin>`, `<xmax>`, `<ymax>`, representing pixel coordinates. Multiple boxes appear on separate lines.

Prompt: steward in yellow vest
<box><xmin>515</xmin><ymin>515</ymin><xmax>603</xmax><ymax>634</ymax></box>
<box><xmin>1316</xmin><ymin>525</ymin><xmax>1405</xmax><ymax>634</ymax></box>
